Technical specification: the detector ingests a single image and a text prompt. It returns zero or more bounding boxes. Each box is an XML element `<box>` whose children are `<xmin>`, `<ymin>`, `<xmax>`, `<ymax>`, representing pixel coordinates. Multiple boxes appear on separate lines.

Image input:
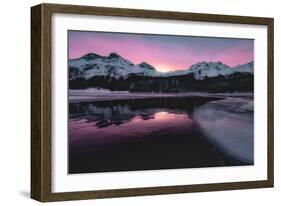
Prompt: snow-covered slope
<box><xmin>69</xmin><ymin>52</ymin><xmax>254</xmax><ymax>80</ymax></box>
<box><xmin>231</xmin><ymin>61</ymin><xmax>254</xmax><ymax>74</ymax></box>
<box><xmin>190</xmin><ymin>62</ymin><xmax>231</xmax><ymax>80</ymax></box>
<box><xmin>69</xmin><ymin>52</ymin><xmax>161</xmax><ymax>80</ymax></box>
<box><xmin>162</xmin><ymin>61</ymin><xmax>254</xmax><ymax>80</ymax></box>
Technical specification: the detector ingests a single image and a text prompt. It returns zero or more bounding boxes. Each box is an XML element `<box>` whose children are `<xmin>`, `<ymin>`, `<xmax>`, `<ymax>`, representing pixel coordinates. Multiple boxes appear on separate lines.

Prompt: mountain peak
<box><xmin>81</xmin><ymin>53</ymin><xmax>102</xmax><ymax>61</ymax></box>
<box><xmin>108</xmin><ymin>52</ymin><xmax>121</xmax><ymax>59</ymax></box>
<box><xmin>195</xmin><ymin>61</ymin><xmax>226</xmax><ymax>66</ymax></box>
<box><xmin>138</xmin><ymin>62</ymin><xmax>155</xmax><ymax>70</ymax></box>
<box><xmin>240</xmin><ymin>61</ymin><xmax>254</xmax><ymax>66</ymax></box>
<box><xmin>191</xmin><ymin>61</ymin><xmax>229</xmax><ymax>70</ymax></box>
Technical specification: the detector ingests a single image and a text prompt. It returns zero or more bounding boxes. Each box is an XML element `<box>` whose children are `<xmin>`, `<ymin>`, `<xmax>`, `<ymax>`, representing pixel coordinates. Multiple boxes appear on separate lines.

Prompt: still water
<box><xmin>68</xmin><ymin>96</ymin><xmax>253</xmax><ymax>174</ymax></box>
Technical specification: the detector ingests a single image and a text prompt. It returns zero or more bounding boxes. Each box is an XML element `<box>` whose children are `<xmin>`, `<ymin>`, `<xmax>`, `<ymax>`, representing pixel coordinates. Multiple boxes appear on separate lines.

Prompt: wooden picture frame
<box><xmin>31</xmin><ymin>3</ymin><xmax>274</xmax><ymax>202</ymax></box>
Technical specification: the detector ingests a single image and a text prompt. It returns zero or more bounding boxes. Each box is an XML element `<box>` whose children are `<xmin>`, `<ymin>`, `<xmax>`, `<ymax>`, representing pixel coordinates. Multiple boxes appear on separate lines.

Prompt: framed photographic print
<box><xmin>31</xmin><ymin>3</ymin><xmax>274</xmax><ymax>202</ymax></box>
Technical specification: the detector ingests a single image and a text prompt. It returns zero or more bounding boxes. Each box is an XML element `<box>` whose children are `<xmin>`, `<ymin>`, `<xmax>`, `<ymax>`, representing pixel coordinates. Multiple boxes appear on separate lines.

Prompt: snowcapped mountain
<box><xmin>231</xmin><ymin>61</ymin><xmax>254</xmax><ymax>74</ymax></box>
<box><xmin>69</xmin><ymin>52</ymin><xmax>254</xmax><ymax>93</ymax></box>
<box><xmin>185</xmin><ymin>61</ymin><xmax>253</xmax><ymax>80</ymax></box>
<box><xmin>69</xmin><ymin>52</ymin><xmax>253</xmax><ymax>81</ymax></box>
<box><xmin>162</xmin><ymin>61</ymin><xmax>254</xmax><ymax>80</ymax></box>
<box><xmin>69</xmin><ymin>52</ymin><xmax>161</xmax><ymax>80</ymax></box>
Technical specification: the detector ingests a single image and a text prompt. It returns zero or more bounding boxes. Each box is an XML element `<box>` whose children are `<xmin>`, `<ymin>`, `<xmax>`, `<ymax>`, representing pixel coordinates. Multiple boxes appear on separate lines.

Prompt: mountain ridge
<box><xmin>69</xmin><ymin>52</ymin><xmax>253</xmax><ymax>80</ymax></box>
<box><xmin>69</xmin><ymin>52</ymin><xmax>254</xmax><ymax>93</ymax></box>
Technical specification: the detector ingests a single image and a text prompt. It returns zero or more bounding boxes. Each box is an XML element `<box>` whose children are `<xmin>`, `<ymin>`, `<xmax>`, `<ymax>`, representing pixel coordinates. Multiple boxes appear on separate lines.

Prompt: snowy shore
<box><xmin>69</xmin><ymin>88</ymin><xmax>253</xmax><ymax>103</ymax></box>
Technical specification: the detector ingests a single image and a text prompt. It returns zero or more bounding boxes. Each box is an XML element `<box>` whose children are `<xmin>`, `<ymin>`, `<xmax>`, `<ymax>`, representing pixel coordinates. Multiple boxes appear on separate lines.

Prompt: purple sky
<box><xmin>69</xmin><ymin>30</ymin><xmax>254</xmax><ymax>72</ymax></box>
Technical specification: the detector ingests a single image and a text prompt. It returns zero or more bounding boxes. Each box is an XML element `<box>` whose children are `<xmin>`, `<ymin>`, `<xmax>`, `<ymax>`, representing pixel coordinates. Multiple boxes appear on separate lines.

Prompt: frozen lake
<box><xmin>68</xmin><ymin>91</ymin><xmax>253</xmax><ymax>174</ymax></box>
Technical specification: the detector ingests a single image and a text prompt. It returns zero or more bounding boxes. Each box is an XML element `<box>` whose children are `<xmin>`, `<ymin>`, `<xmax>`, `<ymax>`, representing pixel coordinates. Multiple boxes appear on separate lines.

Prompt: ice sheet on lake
<box><xmin>193</xmin><ymin>97</ymin><xmax>254</xmax><ymax>164</ymax></box>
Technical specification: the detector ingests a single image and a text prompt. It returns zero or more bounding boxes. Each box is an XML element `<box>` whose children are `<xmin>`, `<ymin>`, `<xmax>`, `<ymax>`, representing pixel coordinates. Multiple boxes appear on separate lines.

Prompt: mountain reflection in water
<box><xmin>68</xmin><ymin>96</ymin><xmax>253</xmax><ymax>174</ymax></box>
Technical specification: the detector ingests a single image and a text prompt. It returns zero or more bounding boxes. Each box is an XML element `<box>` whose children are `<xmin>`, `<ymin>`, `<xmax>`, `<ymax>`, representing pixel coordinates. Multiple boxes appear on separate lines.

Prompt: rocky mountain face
<box><xmin>69</xmin><ymin>52</ymin><xmax>254</xmax><ymax>93</ymax></box>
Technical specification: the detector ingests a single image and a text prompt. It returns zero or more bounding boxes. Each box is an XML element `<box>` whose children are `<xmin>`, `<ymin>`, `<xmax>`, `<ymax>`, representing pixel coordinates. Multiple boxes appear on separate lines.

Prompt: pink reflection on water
<box><xmin>69</xmin><ymin>111</ymin><xmax>193</xmax><ymax>146</ymax></box>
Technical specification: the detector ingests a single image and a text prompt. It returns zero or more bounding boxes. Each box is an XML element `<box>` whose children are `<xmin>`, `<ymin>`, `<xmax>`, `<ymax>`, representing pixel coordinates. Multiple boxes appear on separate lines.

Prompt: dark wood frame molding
<box><xmin>31</xmin><ymin>3</ymin><xmax>274</xmax><ymax>202</ymax></box>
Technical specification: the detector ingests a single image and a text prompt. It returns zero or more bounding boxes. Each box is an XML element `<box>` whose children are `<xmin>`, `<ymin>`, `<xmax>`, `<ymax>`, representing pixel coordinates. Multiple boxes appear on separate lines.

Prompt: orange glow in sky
<box><xmin>155</xmin><ymin>64</ymin><xmax>176</xmax><ymax>72</ymax></box>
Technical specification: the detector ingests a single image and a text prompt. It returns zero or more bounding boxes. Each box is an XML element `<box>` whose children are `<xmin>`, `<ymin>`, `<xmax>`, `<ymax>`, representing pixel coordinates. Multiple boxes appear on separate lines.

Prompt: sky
<box><xmin>68</xmin><ymin>30</ymin><xmax>254</xmax><ymax>73</ymax></box>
